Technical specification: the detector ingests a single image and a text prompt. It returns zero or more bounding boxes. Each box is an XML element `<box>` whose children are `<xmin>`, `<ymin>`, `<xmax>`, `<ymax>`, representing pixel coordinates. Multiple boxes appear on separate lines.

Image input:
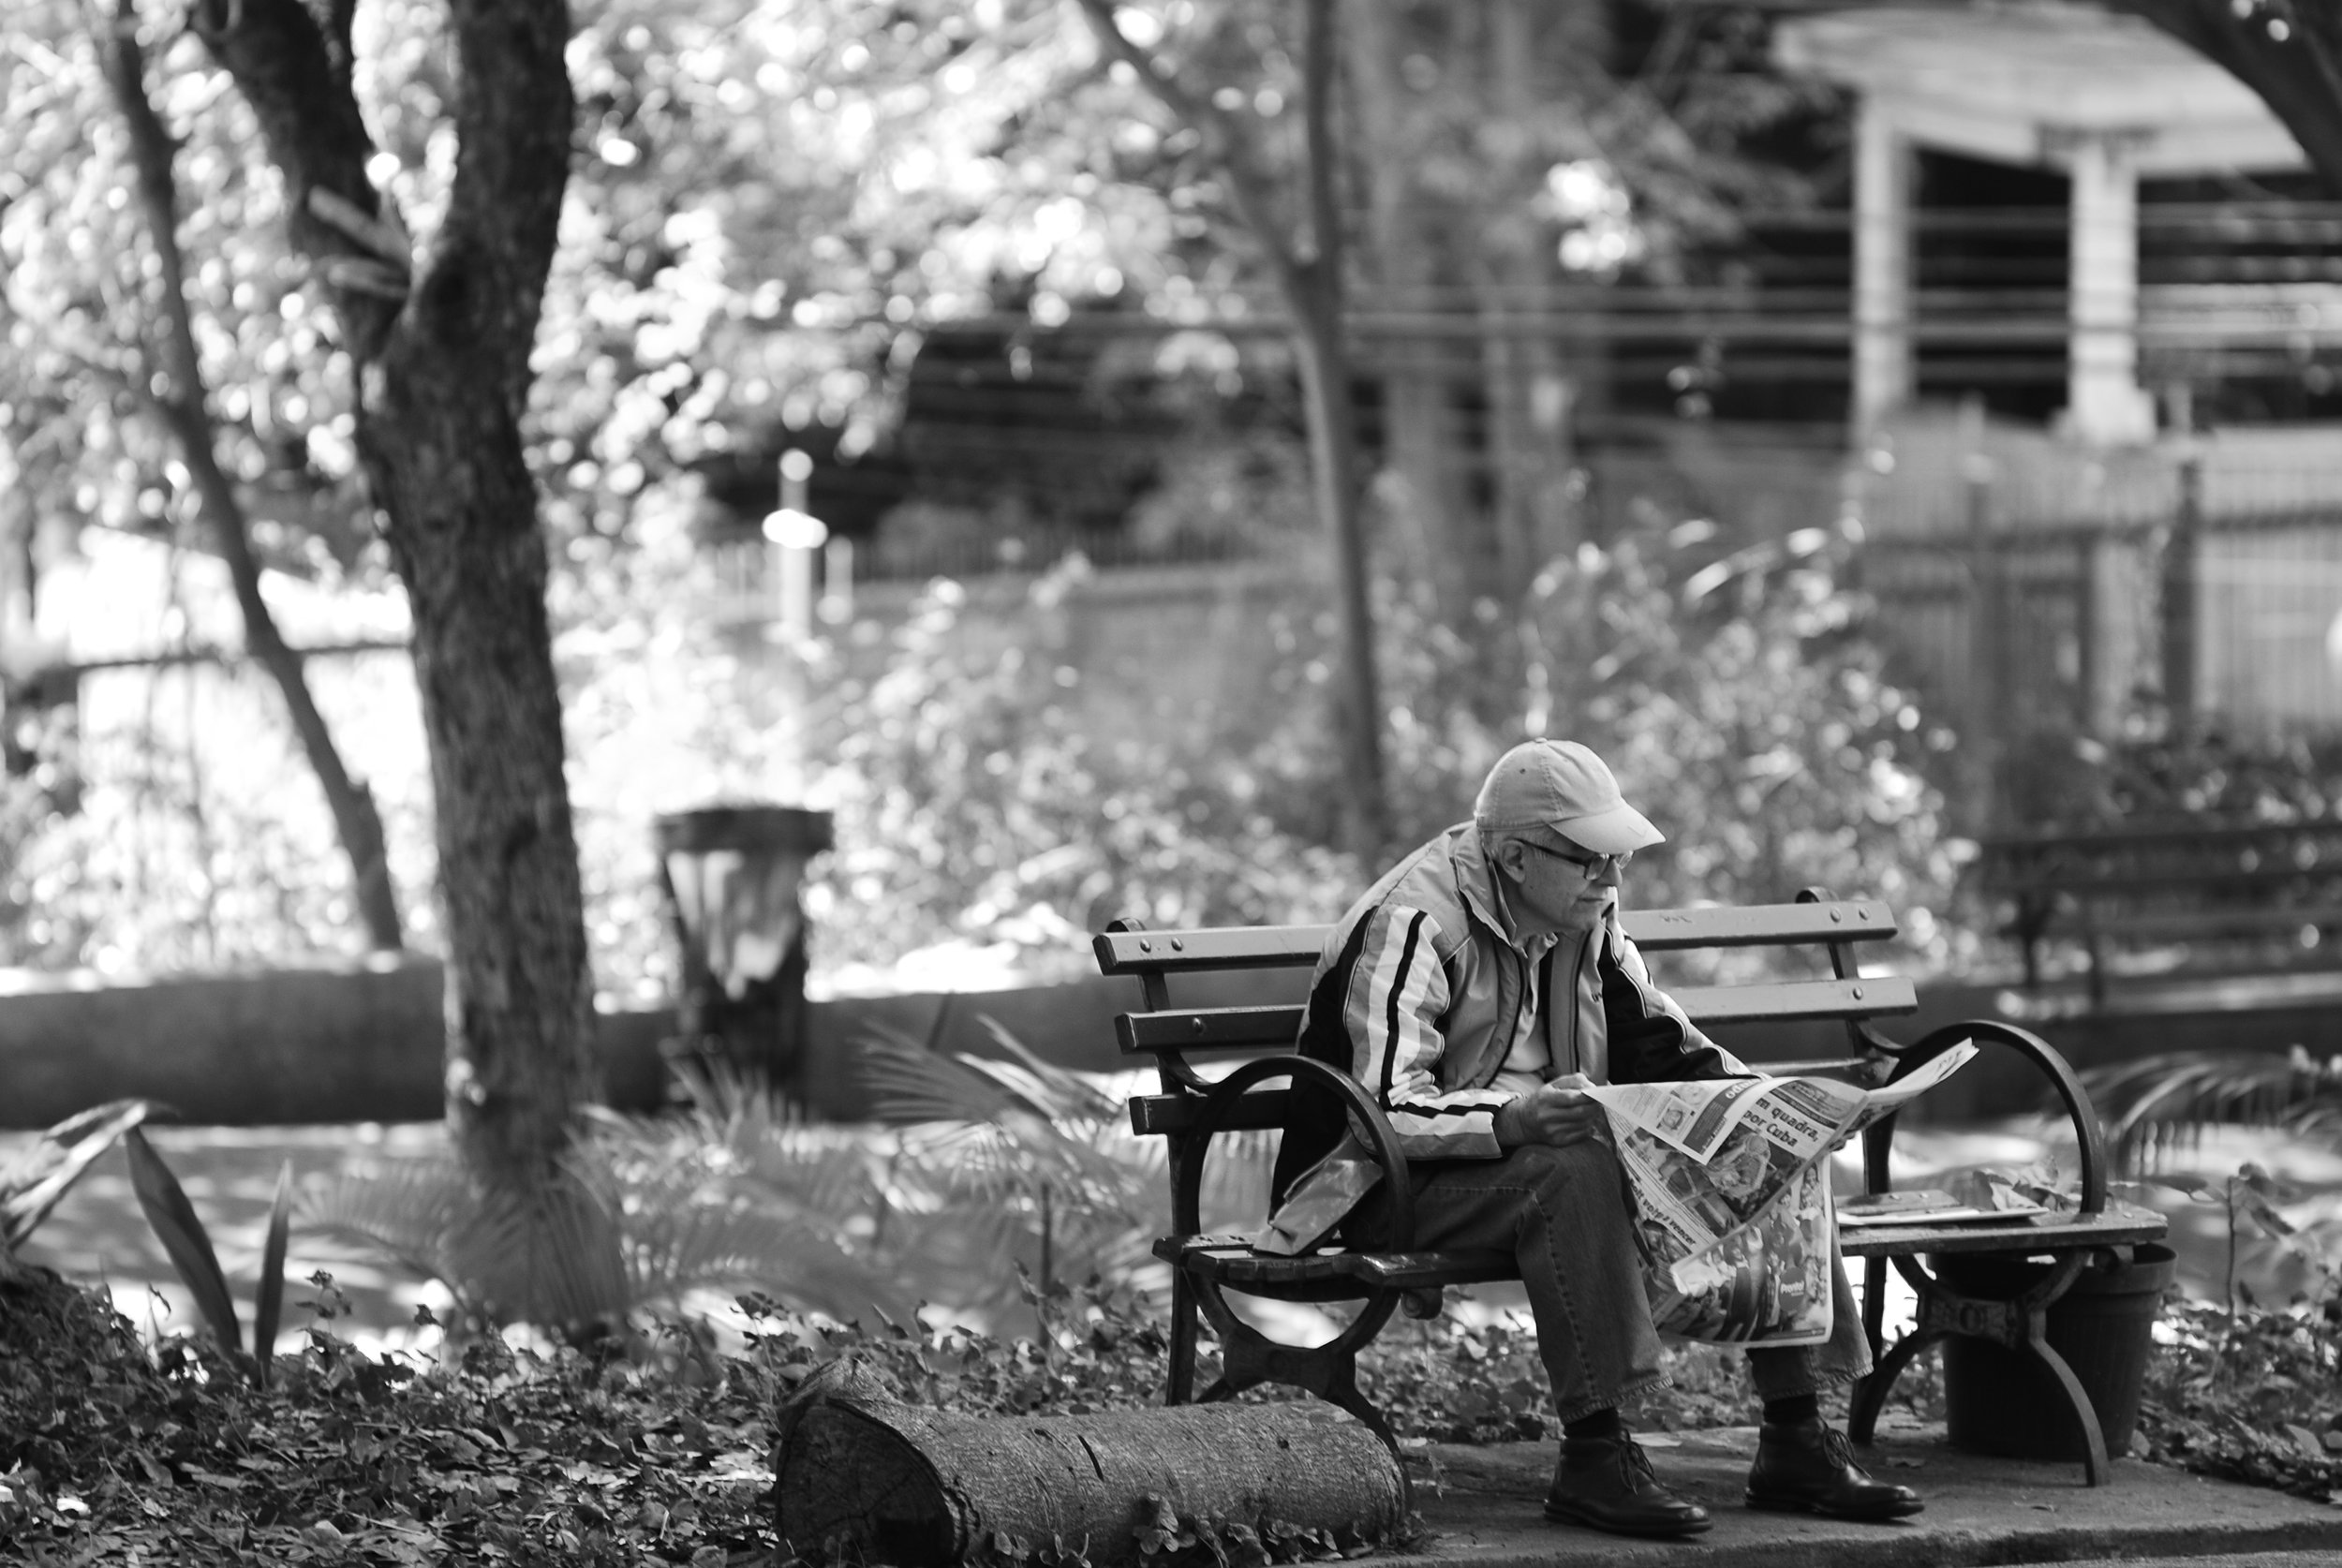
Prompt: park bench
<box><xmin>1977</xmin><ymin>818</ymin><xmax>2342</xmax><ymax>1005</ymax></box>
<box><xmin>1095</xmin><ymin>891</ymin><xmax>2168</xmax><ymax>1486</ymax></box>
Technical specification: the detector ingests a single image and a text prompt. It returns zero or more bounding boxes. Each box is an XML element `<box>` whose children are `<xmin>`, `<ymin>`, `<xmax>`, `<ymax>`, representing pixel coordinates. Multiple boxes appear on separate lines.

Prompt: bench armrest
<box><xmin>1170</xmin><ymin>1054</ymin><xmax>1417</xmax><ymax>1252</ymax></box>
<box><xmin>1866</xmin><ymin>1019</ymin><xmax>2108</xmax><ymax>1216</ymax></box>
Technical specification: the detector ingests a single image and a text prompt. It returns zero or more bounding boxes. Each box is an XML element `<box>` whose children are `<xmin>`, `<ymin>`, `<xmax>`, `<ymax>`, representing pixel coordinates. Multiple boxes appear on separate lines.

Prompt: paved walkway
<box><xmin>1402</xmin><ymin>1424</ymin><xmax>2342</xmax><ymax>1568</ymax></box>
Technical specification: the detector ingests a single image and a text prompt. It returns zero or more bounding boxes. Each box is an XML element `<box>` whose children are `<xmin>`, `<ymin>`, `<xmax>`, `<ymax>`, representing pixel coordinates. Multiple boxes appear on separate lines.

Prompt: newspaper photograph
<box><xmin>1584</xmin><ymin>1042</ymin><xmax>1978</xmax><ymax>1346</ymax></box>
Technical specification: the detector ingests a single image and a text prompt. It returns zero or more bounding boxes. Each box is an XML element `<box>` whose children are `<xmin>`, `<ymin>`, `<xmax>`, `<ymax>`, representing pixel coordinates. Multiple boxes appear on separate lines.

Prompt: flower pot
<box><xmin>1934</xmin><ymin>1242</ymin><xmax>2175</xmax><ymax>1462</ymax></box>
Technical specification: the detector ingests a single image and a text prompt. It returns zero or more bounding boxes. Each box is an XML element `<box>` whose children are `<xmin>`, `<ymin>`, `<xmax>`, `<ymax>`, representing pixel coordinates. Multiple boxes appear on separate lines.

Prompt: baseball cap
<box><xmin>1472</xmin><ymin>739</ymin><xmax>1664</xmax><ymax>856</ymax></box>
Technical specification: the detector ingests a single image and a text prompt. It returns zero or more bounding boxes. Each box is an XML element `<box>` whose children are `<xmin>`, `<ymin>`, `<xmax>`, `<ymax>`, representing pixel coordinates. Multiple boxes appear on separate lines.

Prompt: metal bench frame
<box><xmin>1097</xmin><ymin>890</ymin><xmax>2167</xmax><ymax>1485</ymax></box>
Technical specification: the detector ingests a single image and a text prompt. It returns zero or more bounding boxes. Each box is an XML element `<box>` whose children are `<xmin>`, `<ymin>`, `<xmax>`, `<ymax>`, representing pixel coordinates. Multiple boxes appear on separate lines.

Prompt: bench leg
<box><xmin>1878</xmin><ymin>1252</ymin><xmax>2115</xmax><ymax>1487</ymax></box>
<box><xmin>1205</xmin><ymin>1331</ymin><xmax>1403</xmax><ymax>1457</ymax></box>
<box><xmin>1847</xmin><ymin>1327</ymin><xmax>1942</xmax><ymax>1447</ymax></box>
<box><xmin>1166</xmin><ymin>1270</ymin><xmax>1200</xmax><ymax>1406</ymax></box>
<box><xmin>2029</xmin><ymin>1338</ymin><xmax>2113</xmax><ymax>1487</ymax></box>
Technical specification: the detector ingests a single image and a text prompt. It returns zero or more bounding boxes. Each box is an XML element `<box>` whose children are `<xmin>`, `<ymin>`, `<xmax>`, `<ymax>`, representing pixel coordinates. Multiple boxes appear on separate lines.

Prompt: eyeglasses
<box><xmin>1527</xmin><ymin>840</ymin><xmax>1630</xmax><ymax>878</ymax></box>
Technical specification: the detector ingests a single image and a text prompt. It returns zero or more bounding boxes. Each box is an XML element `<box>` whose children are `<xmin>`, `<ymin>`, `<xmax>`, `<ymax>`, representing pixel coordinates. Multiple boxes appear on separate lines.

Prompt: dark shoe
<box><xmin>1544</xmin><ymin>1434</ymin><xmax>1712</xmax><ymax>1538</ymax></box>
<box><xmin>1746</xmin><ymin>1418</ymin><xmax>1923</xmax><ymax>1521</ymax></box>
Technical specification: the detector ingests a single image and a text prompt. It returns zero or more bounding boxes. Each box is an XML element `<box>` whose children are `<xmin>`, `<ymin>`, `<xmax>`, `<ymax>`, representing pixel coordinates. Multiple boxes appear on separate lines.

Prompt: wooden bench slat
<box><xmin>1093</xmin><ymin>925</ymin><xmax>1328</xmax><ymax>974</ymax></box>
<box><xmin>2082</xmin><ymin>904</ymin><xmax>2342</xmax><ymax>940</ymax></box>
<box><xmin>1096</xmin><ymin>901</ymin><xmax>1901</xmax><ymax>982</ymax></box>
<box><xmin>1119</xmin><ymin>1005</ymin><xmax>1307</xmax><ymax>1054</ymax></box>
<box><xmin>1160</xmin><ymin>1212</ymin><xmax>2161</xmax><ymax>1289</ymax></box>
<box><xmin>1621</xmin><ymin>900</ymin><xmax>1897</xmax><ymax>949</ymax></box>
<box><xmin>1992</xmin><ymin>866</ymin><xmax>2342</xmax><ymax>897</ymax></box>
<box><xmin>1839</xmin><ymin>1208</ymin><xmax>2165</xmax><ymax>1258</ymax></box>
<box><xmin>1655</xmin><ymin>975</ymin><xmax>1917</xmax><ymax>1024</ymax></box>
<box><xmin>1981</xmin><ymin>821</ymin><xmax>2342</xmax><ymax>857</ymax></box>
<box><xmin>1115</xmin><ymin>974</ymin><xmax>1918</xmax><ymax>1060</ymax></box>
<box><xmin>1130</xmin><ymin>1089</ymin><xmax>1290</xmax><ymax>1136</ymax></box>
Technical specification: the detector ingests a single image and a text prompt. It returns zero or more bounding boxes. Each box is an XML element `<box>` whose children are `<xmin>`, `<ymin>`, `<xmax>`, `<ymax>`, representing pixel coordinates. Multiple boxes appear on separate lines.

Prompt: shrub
<box><xmin>808</xmin><ymin>513</ymin><xmax>1966</xmax><ymax>983</ymax></box>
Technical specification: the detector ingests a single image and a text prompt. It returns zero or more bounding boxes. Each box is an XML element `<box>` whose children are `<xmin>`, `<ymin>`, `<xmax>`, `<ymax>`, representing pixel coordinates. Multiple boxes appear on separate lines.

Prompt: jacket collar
<box><xmin>1453</xmin><ymin>821</ymin><xmax>1623</xmax><ymax>960</ymax></box>
<box><xmin>1450</xmin><ymin>824</ymin><xmax>1528</xmax><ymax>950</ymax></box>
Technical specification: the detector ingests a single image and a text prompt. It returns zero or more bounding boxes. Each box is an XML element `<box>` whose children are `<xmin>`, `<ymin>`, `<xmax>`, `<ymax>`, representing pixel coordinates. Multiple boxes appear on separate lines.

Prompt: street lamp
<box><xmin>654</xmin><ymin>804</ymin><xmax>833</xmax><ymax>1095</ymax></box>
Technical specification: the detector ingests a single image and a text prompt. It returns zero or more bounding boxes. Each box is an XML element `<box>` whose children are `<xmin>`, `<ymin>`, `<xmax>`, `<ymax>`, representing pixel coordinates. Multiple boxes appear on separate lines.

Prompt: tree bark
<box><xmin>104</xmin><ymin>0</ymin><xmax>405</xmax><ymax>954</ymax></box>
<box><xmin>774</xmin><ymin>1374</ymin><xmax>1405</xmax><ymax>1568</ymax></box>
<box><xmin>185</xmin><ymin>0</ymin><xmax>594</xmax><ymax>1193</ymax></box>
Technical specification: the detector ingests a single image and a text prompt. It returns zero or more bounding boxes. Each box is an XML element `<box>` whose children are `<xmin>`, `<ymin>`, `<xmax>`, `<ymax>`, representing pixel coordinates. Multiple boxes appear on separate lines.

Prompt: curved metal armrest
<box><xmin>1170</xmin><ymin>1054</ymin><xmax>1417</xmax><ymax>1251</ymax></box>
<box><xmin>1869</xmin><ymin>1018</ymin><xmax>2108</xmax><ymax>1216</ymax></box>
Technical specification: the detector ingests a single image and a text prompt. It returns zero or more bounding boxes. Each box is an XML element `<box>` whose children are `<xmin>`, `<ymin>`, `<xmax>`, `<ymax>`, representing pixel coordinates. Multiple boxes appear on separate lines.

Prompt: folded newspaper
<box><xmin>1583</xmin><ymin>1042</ymin><xmax>1978</xmax><ymax>1348</ymax></box>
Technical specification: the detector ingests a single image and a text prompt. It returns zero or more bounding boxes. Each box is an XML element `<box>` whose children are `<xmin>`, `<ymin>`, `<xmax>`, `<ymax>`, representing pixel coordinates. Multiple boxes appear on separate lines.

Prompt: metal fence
<box><xmin>1859</xmin><ymin>485</ymin><xmax>2342</xmax><ymax>822</ymax></box>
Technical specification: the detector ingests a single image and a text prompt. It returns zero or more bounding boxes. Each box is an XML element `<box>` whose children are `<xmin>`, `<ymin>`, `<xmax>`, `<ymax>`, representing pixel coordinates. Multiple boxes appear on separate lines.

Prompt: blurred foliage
<box><xmin>0</xmin><ymin>0</ymin><xmax>1938</xmax><ymax>989</ymax></box>
<box><xmin>2003</xmin><ymin>719</ymin><xmax>2342</xmax><ymax>832</ymax></box>
<box><xmin>805</xmin><ymin>491</ymin><xmax>1965</xmax><ymax>983</ymax></box>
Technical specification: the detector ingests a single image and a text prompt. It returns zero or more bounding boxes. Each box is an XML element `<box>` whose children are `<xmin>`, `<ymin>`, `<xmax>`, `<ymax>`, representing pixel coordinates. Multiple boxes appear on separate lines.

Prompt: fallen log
<box><xmin>773</xmin><ymin>1359</ymin><xmax>1408</xmax><ymax>1567</ymax></box>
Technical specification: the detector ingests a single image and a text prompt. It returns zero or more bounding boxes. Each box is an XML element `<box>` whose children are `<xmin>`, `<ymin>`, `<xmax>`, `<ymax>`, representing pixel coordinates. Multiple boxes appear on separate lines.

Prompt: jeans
<box><xmin>1346</xmin><ymin>1140</ymin><xmax>1873</xmax><ymax>1424</ymax></box>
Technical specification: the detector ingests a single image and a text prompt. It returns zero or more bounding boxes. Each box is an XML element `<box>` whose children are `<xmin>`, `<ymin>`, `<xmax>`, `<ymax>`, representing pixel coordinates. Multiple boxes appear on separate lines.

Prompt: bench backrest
<box><xmin>1979</xmin><ymin>820</ymin><xmax>2342</xmax><ymax>900</ymax></box>
<box><xmin>1097</xmin><ymin>895</ymin><xmax>1909</xmax><ymax>1136</ymax></box>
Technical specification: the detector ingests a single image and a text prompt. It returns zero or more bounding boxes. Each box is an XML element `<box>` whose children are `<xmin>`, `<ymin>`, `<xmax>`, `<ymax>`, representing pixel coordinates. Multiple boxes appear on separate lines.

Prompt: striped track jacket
<box><xmin>1256</xmin><ymin>822</ymin><xmax>1745</xmax><ymax>1254</ymax></box>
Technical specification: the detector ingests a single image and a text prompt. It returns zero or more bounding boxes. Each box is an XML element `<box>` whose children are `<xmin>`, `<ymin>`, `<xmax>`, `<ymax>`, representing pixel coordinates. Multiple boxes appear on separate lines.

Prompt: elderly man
<box><xmin>1264</xmin><ymin>739</ymin><xmax>1920</xmax><ymax>1539</ymax></box>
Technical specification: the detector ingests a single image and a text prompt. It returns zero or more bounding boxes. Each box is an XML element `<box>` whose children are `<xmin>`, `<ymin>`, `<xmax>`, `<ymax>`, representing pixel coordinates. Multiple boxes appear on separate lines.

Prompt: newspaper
<box><xmin>1583</xmin><ymin>1043</ymin><xmax>1978</xmax><ymax>1347</ymax></box>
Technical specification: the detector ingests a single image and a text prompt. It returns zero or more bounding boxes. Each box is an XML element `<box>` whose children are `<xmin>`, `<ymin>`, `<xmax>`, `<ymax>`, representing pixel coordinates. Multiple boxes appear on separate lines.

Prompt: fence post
<box><xmin>2162</xmin><ymin>452</ymin><xmax>2202</xmax><ymax>729</ymax></box>
<box><xmin>1964</xmin><ymin>451</ymin><xmax>2007</xmax><ymax>831</ymax></box>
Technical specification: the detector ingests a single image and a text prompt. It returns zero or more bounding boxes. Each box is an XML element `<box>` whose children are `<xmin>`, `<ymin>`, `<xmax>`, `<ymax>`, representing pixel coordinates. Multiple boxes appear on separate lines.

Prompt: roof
<box><xmin>1774</xmin><ymin>2</ymin><xmax>2305</xmax><ymax>174</ymax></box>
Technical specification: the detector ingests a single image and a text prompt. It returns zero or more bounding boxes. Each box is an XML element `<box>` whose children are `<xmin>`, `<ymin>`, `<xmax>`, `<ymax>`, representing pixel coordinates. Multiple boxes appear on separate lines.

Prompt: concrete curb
<box><xmin>1396</xmin><ymin>1426</ymin><xmax>2342</xmax><ymax>1568</ymax></box>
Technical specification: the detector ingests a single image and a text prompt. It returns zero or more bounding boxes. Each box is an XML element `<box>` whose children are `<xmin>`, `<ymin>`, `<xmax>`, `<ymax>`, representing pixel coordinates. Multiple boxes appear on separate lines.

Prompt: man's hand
<box><xmin>1496</xmin><ymin>1072</ymin><xmax>1612</xmax><ymax>1149</ymax></box>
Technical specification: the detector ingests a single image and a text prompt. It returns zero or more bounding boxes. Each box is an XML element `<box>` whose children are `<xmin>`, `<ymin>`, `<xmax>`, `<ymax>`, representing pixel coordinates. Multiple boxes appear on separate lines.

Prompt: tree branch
<box><xmin>185</xmin><ymin>0</ymin><xmax>407</xmax><ymax>360</ymax></box>
<box><xmin>2111</xmin><ymin>0</ymin><xmax>2342</xmax><ymax>192</ymax></box>
<box><xmin>105</xmin><ymin>0</ymin><xmax>405</xmax><ymax>950</ymax></box>
<box><xmin>1067</xmin><ymin>0</ymin><xmax>1308</xmax><ymax>297</ymax></box>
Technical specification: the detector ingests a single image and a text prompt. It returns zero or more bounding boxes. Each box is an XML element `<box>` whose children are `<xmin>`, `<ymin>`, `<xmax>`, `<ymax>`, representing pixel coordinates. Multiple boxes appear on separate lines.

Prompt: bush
<box><xmin>807</xmin><ymin>512</ymin><xmax>1967</xmax><ymax>983</ymax></box>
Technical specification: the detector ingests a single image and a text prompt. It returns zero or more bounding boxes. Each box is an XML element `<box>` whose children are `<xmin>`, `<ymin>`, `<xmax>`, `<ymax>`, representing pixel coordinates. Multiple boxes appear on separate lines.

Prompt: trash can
<box><xmin>1935</xmin><ymin>1242</ymin><xmax>2176</xmax><ymax>1462</ymax></box>
<box><xmin>654</xmin><ymin>805</ymin><xmax>833</xmax><ymax>1095</ymax></box>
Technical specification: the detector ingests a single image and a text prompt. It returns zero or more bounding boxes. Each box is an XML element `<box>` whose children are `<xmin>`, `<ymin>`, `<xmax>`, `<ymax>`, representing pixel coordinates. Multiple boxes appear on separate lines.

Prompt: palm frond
<box><xmin>3</xmin><ymin>1099</ymin><xmax>155</xmax><ymax>1251</ymax></box>
<box><xmin>853</xmin><ymin>1025</ymin><xmax>1029</xmax><ymax>1122</ymax></box>
<box><xmin>720</xmin><ymin>1122</ymin><xmax>888</xmax><ymax>1221</ymax></box>
<box><xmin>298</xmin><ymin>1157</ymin><xmax>481</xmax><ymax>1313</ymax></box>
<box><xmin>449</xmin><ymin>1171</ymin><xmax>633</xmax><ymax>1334</ymax></box>
<box><xmin>2083</xmin><ymin>1047</ymin><xmax>2342</xmax><ymax>1173</ymax></box>
<box><xmin>971</xmin><ymin>1015</ymin><xmax>1125</xmax><ymax>1121</ymax></box>
<box><xmin>620</xmin><ymin>1197</ymin><xmax>911</xmax><ymax>1324</ymax></box>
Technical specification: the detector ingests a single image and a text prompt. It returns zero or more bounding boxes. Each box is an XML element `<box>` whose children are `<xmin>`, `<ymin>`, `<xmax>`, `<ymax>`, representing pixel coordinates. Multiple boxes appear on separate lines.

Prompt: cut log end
<box><xmin>776</xmin><ymin>1393</ymin><xmax>1406</xmax><ymax>1568</ymax></box>
<box><xmin>778</xmin><ymin>1403</ymin><xmax>957</xmax><ymax>1565</ymax></box>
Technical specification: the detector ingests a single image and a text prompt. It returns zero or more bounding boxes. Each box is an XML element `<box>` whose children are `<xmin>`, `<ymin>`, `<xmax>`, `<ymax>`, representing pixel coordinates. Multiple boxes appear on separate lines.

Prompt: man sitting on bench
<box><xmin>1262</xmin><ymin>739</ymin><xmax>1923</xmax><ymax>1538</ymax></box>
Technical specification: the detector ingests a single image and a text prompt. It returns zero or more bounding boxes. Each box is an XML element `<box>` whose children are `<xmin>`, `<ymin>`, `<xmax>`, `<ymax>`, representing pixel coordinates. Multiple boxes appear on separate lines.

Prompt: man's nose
<box><xmin>1594</xmin><ymin>858</ymin><xmax>1623</xmax><ymax>886</ymax></box>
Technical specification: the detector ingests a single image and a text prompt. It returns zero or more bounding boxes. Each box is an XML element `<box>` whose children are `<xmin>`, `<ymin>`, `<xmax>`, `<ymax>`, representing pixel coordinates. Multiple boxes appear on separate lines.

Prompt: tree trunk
<box><xmin>1073</xmin><ymin>0</ymin><xmax>1390</xmax><ymax>850</ymax></box>
<box><xmin>1478</xmin><ymin>0</ymin><xmax>1594</xmax><ymax>585</ymax></box>
<box><xmin>1297</xmin><ymin>0</ymin><xmax>1389</xmax><ymax>852</ymax></box>
<box><xmin>1345</xmin><ymin>2</ymin><xmax>1468</xmax><ymax>621</ymax></box>
<box><xmin>775</xmin><ymin>1390</ymin><xmax>1405</xmax><ymax>1568</ymax></box>
<box><xmin>105</xmin><ymin>0</ymin><xmax>405</xmax><ymax>954</ymax></box>
<box><xmin>187</xmin><ymin>0</ymin><xmax>596</xmax><ymax>1194</ymax></box>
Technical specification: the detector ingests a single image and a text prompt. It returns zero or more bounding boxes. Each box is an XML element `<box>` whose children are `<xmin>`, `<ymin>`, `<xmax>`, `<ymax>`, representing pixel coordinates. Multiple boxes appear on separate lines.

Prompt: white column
<box><xmin>2065</xmin><ymin>134</ymin><xmax>2156</xmax><ymax>445</ymax></box>
<box><xmin>1852</xmin><ymin>96</ymin><xmax>1915</xmax><ymax>441</ymax></box>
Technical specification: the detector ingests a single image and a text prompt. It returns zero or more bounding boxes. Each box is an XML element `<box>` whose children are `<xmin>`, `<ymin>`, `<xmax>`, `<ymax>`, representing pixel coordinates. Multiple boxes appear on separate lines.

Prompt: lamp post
<box><xmin>654</xmin><ymin>804</ymin><xmax>833</xmax><ymax>1095</ymax></box>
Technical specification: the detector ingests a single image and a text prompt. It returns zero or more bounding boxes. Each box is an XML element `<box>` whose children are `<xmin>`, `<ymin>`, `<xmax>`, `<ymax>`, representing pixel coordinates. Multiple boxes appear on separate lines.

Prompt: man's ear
<box><xmin>1490</xmin><ymin>834</ymin><xmax>1525</xmax><ymax>880</ymax></box>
